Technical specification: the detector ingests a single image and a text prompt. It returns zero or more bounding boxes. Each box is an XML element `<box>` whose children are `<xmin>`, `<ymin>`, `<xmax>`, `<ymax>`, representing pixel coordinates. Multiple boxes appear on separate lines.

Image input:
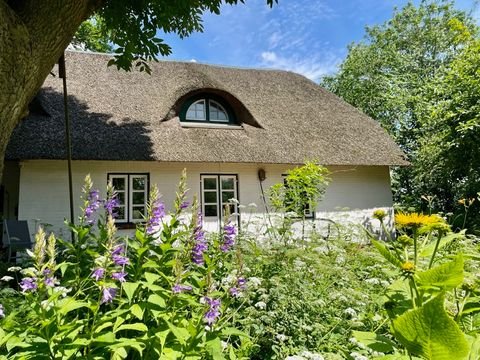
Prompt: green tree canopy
<box><xmin>416</xmin><ymin>40</ymin><xmax>480</xmax><ymax>213</ymax></box>
<box><xmin>72</xmin><ymin>16</ymin><xmax>112</xmax><ymax>53</ymax></box>
<box><xmin>322</xmin><ymin>0</ymin><xmax>478</xmax><ymax>210</ymax></box>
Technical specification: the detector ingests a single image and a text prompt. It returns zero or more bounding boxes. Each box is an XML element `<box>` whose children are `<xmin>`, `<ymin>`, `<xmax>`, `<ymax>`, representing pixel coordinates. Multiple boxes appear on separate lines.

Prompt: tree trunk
<box><xmin>0</xmin><ymin>0</ymin><xmax>102</xmax><ymax>182</ymax></box>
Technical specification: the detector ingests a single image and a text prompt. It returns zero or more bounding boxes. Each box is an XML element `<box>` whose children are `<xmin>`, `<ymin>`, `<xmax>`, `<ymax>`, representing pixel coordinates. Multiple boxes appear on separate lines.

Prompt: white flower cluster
<box><xmin>285</xmin><ymin>350</ymin><xmax>325</xmax><ymax>360</ymax></box>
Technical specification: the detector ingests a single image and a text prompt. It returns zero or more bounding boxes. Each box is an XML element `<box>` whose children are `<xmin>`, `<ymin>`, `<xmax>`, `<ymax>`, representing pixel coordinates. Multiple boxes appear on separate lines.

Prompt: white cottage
<box><xmin>2</xmin><ymin>51</ymin><xmax>407</xmax><ymax>237</ymax></box>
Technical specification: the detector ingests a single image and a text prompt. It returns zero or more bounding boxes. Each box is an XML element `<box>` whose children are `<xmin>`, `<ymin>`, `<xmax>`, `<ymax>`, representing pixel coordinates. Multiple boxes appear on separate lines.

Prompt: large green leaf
<box><xmin>57</xmin><ymin>298</ymin><xmax>90</xmax><ymax>316</ymax></box>
<box><xmin>384</xmin><ymin>278</ymin><xmax>412</xmax><ymax>318</ymax></box>
<box><xmin>371</xmin><ymin>240</ymin><xmax>403</xmax><ymax>269</ymax></box>
<box><xmin>205</xmin><ymin>337</ymin><xmax>225</xmax><ymax>360</ymax></box>
<box><xmin>122</xmin><ymin>282</ymin><xmax>140</xmax><ymax>302</ymax></box>
<box><xmin>467</xmin><ymin>335</ymin><xmax>480</xmax><ymax>360</ymax></box>
<box><xmin>415</xmin><ymin>254</ymin><xmax>464</xmax><ymax>290</ymax></box>
<box><xmin>392</xmin><ymin>293</ymin><xmax>469</xmax><ymax>359</ymax></box>
<box><xmin>352</xmin><ymin>330</ymin><xmax>396</xmax><ymax>353</ymax></box>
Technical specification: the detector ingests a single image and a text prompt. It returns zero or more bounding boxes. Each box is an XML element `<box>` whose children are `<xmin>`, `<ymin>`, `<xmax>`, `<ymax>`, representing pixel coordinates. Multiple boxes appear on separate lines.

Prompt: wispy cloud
<box><xmin>259</xmin><ymin>50</ymin><xmax>342</xmax><ymax>81</ymax></box>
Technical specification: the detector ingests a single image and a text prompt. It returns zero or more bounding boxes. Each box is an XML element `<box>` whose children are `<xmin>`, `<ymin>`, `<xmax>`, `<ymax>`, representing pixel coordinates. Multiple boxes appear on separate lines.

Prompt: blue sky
<box><xmin>161</xmin><ymin>0</ymin><xmax>478</xmax><ymax>81</ymax></box>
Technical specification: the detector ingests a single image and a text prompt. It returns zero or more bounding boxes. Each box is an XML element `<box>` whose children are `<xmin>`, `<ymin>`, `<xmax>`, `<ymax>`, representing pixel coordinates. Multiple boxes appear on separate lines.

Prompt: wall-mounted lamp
<box><xmin>258</xmin><ymin>168</ymin><xmax>266</xmax><ymax>182</ymax></box>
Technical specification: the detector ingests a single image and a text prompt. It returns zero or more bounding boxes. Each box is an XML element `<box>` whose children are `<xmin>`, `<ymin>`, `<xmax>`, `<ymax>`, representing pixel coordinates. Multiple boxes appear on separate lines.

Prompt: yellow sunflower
<box><xmin>395</xmin><ymin>212</ymin><xmax>444</xmax><ymax>229</ymax></box>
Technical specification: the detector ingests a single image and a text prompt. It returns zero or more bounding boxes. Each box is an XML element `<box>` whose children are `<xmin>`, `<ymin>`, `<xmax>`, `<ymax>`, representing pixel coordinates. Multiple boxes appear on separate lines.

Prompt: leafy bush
<box><xmin>234</xmin><ymin>234</ymin><xmax>391</xmax><ymax>359</ymax></box>
<box><xmin>0</xmin><ymin>172</ymin><xmax>250</xmax><ymax>359</ymax></box>
<box><xmin>355</xmin><ymin>211</ymin><xmax>480</xmax><ymax>359</ymax></box>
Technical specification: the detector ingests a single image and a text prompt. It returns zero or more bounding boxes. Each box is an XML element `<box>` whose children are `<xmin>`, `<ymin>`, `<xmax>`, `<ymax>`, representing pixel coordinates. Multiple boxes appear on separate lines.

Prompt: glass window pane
<box><xmin>132</xmin><ymin>177</ymin><xmax>145</xmax><ymax>190</ymax></box>
<box><xmin>204</xmin><ymin>191</ymin><xmax>217</xmax><ymax>203</ymax></box>
<box><xmin>186</xmin><ymin>100</ymin><xmax>206</xmax><ymax>120</ymax></box>
<box><xmin>222</xmin><ymin>191</ymin><xmax>235</xmax><ymax>203</ymax></box>
<box><xmin>204</xmin><ymin>205</ymin><xmax>218</xmax><ymax>217</ymax></box>
<box><xmin>116</xmin><ymin>192</ymin><xmax>126</xmax><ymax>205</ymax></box>
<box><xmin>132</xmin><ymin>206</ymin><xmax>145</xmax><ymax>220</ymax></box>
<box><xmin>116</xmin><ymin>206</ymin><xmax>126</xmax><ymax>220</ymax></box>
<box><xmin>209</xmin><ymin>100</ymin><xmax>228</xmax><ymax>122</ymax></box>
<box><xmin>132</xmin><ymin>192</ymin><xmax>145</xmax><ymax>205</ymax></box>
<box><xmin>203</xmin><ymin>178</ymin><xmax>217</xmax><ymax>190</ymax></box>
<box><xmin>112</xmin><ymin>178</ymin><xmax>125</xmax><ymax>190</ymax></box>
<box><xmin>221</xmin><ymin>178</ymin><xmax>234</xmax><ymax>190</ymax></box>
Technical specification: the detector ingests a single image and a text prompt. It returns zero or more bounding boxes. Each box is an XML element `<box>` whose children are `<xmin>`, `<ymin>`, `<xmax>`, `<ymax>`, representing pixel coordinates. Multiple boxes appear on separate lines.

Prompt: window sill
<box><xmin>180</xmin><ymin>122</ymin><xmax>243</xmax><ymax>130</ymax></box>
<box><xmin>116</xmin><ymin>222</ymin><xmax>142</xmax><ymax>230</ymax></box>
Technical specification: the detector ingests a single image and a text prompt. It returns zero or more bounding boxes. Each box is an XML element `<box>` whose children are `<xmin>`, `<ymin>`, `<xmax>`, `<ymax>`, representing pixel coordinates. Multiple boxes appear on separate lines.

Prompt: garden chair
<box><xmin>2</xmin><ymin>220</ymin><xmax>33</xmax><ymax>263</ymax></box>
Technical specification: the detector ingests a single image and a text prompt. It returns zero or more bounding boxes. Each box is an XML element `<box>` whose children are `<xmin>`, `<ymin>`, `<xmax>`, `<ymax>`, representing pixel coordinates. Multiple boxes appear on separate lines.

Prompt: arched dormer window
<box><xmin>180</xmin><ymin>94</ymin><xmax>236</xmax><ymax>125</ymax></box>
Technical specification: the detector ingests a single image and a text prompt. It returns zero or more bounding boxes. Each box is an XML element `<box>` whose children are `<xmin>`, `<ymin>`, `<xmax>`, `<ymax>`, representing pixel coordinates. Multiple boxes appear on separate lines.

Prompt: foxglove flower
<box><xmin>192</xmin><ymin>212</ymin><xmax>208</xmax><ymax>265</ymax></box>
<box><xmin>0</xmin><ymin>304</ymin><xmax>4</xmax><ymax>318</ymax></box>
<box><xmin>84</xmin><ymin>189</ymin><xmax>101</xmax><ymax>224</ymax></box>
<box><xmin>20</xmin><ymin>277</ymin><xmax>37</xmax><ymax>293</ymax></box>
<box><xmin>203</xmin><ymin>297</ymin><xmax>221</xmax><ymax>325</ymax></box>
<box><xmin>237</xmin><ymin>277</ymin><xmax>247</xmax><ymax>290</ymax></box>
<box><xmin>111</xmin><ymin>245</ymin><xmax>124</xmax><ymax>256</ymax></box>
<box><xmin>220</xmin><ymin>222</ymin><xmax>237</xmax><ymax>252</ymax></box>
<box><xmin>44</xmin><ymin>276</ymin><xmax>56</xmax><ymax>287</ymax></box>
<box><xmin>112</xmin><ymin>254</ymin><xmax>129</xmax><ymax>266</ymax></box>
<box><xmin>172</xmin><ymin>283</ymin><xmax>193</xmax><ymax>294</ymax></box>
<box><xmin>229</xmin><ymin>287</ymin><xmax>239</xmax><ymax>297</ymax></box>
<box><xmin>146</xmin><ymin>199</ymin><xmax>166</xmax><ymax>235</ymax></box>
<box><xmin>104</xmin><ymin>197</ymin><xmax>120</xmax><ymax>217</ymax></box>
<box><xmin>92</xmin><ymin>268</ymin><xmax>105</xmax><ymax>281</ymax></box>
<box><xmin>101</xmin><ymin>287</ymin><xmax>117</xmax><ymax>304</ymax></box>
<box><xmin>112</xmin><ymin>271</ymin><xmax>127</xmax><ymax>283</ymax></box>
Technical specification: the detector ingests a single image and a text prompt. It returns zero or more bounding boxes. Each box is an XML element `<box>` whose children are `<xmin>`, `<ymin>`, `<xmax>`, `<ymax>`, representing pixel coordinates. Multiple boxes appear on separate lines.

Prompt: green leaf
<box><xmin>372</xmin><ymin>239</ymin><xmax>403</xmax><ymax>268</ymax></box>
<box><xmin>420</xmin><ymin>231</ymin><xmax>466</xmax><ymax>258</ymax></box>
<box><xmin>113</xmin><ymin>316</ymin><xmax>125</xmax><ymax>332</ymax></box>
<box><xmin>6</xmin><ymin>336</ymin><xmax>30</xmax><ymax>352</ymax></box>
<box><xmin>145</xmin><ymin>272</ymin><xmax>161</xmax><ymax>285</ymax></box>
<box><xmin>167</xmin><ymin>321</ymin><xmax>190</xmax><ymax>345</ymax></box>
<box><xmin>130</xmin><ymin>304</ymin><xmax>144</xmax><ymax>320</ymax></box>
<box><xmin>122</xmin><ymin>282</ymin><xmax>140</xmax><ymax>302</ymax></box>
<box><xmin>221</xmin><ymin>327</ymin><xmax>250</xmax><ymax>339</ymax></box>
<box><xmin>58</xmin><ymin>298</ymin><xmax>90</xmax><ymax>315</ymax></box>
<box><xmin>94</xmin><ymin>321</ymin><xmax>114</xmax><ymax>334</ymax></box>
<box><xmin>205</xmin><ymin>337</ymin><xmax>225</xmax><ymax>360</ymax></box>
<box><xmin>392</xmin><ymin>293</ymin><xmax>469</xmax><ymax>359</ymax></box>
<box><xmin>112</xmin><ymin>347</ymin><xmax>128</xmax><ymax>360</ymax></box>
<box><xmin>416</xmin><ymin>254</ymin><xmax>464</xmax><ymax>290</ymax></box>
<box><xmin>93</xmin><ymin>332</ymin><xmax>116</xmax><ymax>344</ymax></box>
<box><xmin>148</xmin><ymin>294</ymin><xmax>166</xmax><ymax>308</ymax></box>
<box><xmin>467</xmin><ymin>335</ymin><xmax>480</xmax><ymax>360</ymax></box>
<box><xmin>115</xmin><ymin>323</ymin><xmax>148</xmax><ymax>333</ymax></box>
<box><xmin>352</xmin><ymin>330</ymin><xmax>396</xmax><ymax>353</ymax></box>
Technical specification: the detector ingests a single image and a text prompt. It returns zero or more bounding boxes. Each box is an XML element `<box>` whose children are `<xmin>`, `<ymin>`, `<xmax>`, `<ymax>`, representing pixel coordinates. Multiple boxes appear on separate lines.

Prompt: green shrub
<box><xmin>0</xmin><ymin>172</ymin><xmax>250</xmax><ymax>359</ymax></box>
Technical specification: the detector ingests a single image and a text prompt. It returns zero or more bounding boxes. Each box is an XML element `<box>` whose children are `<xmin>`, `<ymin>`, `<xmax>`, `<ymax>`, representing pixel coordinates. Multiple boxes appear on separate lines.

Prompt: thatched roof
<box><xmin>6</xmin><ymin>51</ymin><xmax>408</xmax><ymax>166</ymax></box>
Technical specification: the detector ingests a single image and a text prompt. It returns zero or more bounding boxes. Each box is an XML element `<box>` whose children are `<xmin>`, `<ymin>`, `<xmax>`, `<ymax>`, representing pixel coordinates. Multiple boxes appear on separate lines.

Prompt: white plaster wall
<box><xmin>17</xmin><ymin>160</ymin><xmax>393</xmax><ymax>239</ymax></box>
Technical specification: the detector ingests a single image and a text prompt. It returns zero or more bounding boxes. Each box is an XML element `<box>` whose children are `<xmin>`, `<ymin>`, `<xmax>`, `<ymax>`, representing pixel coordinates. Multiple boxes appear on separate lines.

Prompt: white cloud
<box><xmin>259</xmin><ymin>50</ymin><xmax>341</xmax><ymax>82</ymax></box>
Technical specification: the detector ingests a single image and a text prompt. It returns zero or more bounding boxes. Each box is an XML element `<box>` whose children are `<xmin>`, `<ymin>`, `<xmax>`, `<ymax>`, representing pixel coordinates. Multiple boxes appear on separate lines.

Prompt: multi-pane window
<box><xmin>186</xmin><ymin>100</ymin><xmax>206</xmax><ymax>121</ymax></box>
<box><xmin>108</xmin><ymin>174</ymin><xmax>148</xmax><ymax>223</ymax></box>
<box><xmin>201</xmin><ymin>175</ymin><xmax>238</xmax><ymax>222</ymax></box>
<box><xmin>181</xmin><ymin>95</ymin><xmax>234</xmax><ymax>124</ymax></box>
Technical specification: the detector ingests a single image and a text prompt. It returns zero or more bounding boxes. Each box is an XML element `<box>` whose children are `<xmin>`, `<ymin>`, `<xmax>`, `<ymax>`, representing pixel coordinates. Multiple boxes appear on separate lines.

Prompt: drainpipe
<box><xmin>59</xmin><ymin>54</ymin><xmax>75</xmax><ymax>242</ymax></box>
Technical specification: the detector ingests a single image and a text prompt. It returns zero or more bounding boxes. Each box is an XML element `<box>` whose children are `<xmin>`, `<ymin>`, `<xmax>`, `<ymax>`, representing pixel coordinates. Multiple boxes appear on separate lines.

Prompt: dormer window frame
<box><xmin>180</xmin><ymin>94</ymin><xmax>237</xmax><ymax>125</ymax></box>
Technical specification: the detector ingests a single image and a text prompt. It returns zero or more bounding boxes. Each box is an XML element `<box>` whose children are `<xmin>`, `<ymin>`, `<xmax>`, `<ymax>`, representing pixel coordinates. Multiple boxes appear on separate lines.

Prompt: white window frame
<box><xmin>208</xmin><ymin>100</ymin><xmax>229</xmax><ymax>122</ymax></box>
<box><xmin>200</xmin><ymin>174</ymin><xmax>238</xmax><ymax>224</ymax></box>
<box><xmin>108</xmin><ymin>173</ymin><xmax>149</xmax><ymax>223</ymax></box>
<box><xmin>185</xmin><ymin>99</ymin><xmax>206</xmax><ymax>121</ymax></box>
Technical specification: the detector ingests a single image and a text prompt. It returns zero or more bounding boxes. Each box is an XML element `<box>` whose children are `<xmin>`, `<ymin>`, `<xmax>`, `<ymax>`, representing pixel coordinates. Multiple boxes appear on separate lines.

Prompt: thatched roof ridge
<box><xmin>6</xmin><ymin>51</ymin><xmax>408</xmax><ymax>166</ymax></box>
